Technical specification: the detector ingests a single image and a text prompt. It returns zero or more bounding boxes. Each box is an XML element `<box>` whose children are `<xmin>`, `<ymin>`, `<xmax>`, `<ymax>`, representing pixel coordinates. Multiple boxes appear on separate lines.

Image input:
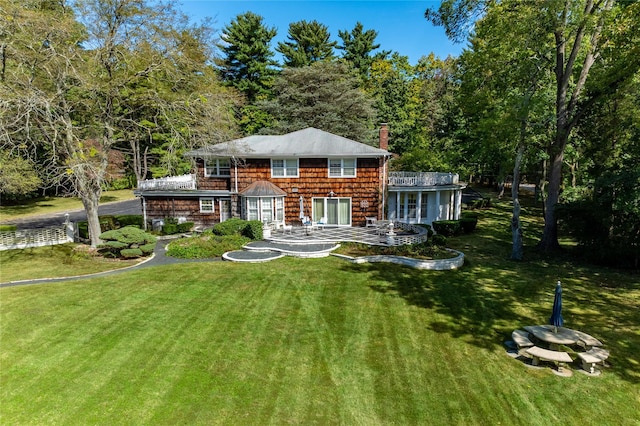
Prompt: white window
<box><xmin>200</xmin><ymin>198</ymin><xmax>215</xmax><ymax>213</ymax></box>
<box><xmin>271</xmin><ymin>159</ymin><xmax>299</xmax><ymax>177</ymax></box>
<box><xmin>329</xmin><ymin>158</ymin><xmax>356</xmax><ymax>177</ymax></box>
<box><xmin>204</xmin><ymin>158</ymin><xmax>231</xmax><ymax>176</ymax></box>
<box><xmin>247</xmin><ymin>198</ymin><xmax>259</xmax><ymax>221</ymax></box>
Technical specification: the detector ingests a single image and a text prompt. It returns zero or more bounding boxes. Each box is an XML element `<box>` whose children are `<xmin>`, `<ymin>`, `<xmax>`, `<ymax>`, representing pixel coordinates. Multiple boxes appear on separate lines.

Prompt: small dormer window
<box><xmin>271</xmin><ymin>159</ymin><xmax>299</xmax><ymax>177</ymax></box>
<box><xmin>329</xmin><ymin>158</ymin><xmax>356</xmax><ymax>178</ymax></box>
<box><xmin>204</xmin><ymin>158</ymin><xmax>231</xmax><ymax>177</ymax></box>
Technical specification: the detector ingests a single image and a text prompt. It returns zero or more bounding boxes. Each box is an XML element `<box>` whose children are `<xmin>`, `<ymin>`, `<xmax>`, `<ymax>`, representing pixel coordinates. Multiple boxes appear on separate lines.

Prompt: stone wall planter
<box><xmin>332</xmin><ymin>249</ymin><xmax>464</xmax><ymax>270</ymax></box>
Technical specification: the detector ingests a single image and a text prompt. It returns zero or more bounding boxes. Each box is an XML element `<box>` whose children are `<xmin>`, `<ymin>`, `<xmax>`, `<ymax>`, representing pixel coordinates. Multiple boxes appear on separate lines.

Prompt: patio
<box><xmin>266</xmin><ymin>223</ymin><xmax>428</xmax><ymax>246</ymax></box>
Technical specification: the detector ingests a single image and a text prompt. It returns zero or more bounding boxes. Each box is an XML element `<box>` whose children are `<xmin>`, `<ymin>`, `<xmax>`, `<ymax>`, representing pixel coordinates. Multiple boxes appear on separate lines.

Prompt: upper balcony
<box><xmin>137</xmin><ymin>174</ymin><xmax>196</xmax><ymax>191</ymax></box>
<box><xmin>388</xmin><ymin>171</ymin><xmax>459</xmax><ymax>187</ymax></box>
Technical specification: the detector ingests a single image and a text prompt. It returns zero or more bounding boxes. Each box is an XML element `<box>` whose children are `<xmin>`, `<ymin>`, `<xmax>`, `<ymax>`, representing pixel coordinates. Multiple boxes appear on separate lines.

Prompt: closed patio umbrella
<box><xmin>299</xmin><ymin>196</ymin><xmax>304</xmax><ymax>219</ymax></box>
<box><xmin>549</xmin><ymin>281</ymin><xmax>564</xmax><ymax>333</ymax></box>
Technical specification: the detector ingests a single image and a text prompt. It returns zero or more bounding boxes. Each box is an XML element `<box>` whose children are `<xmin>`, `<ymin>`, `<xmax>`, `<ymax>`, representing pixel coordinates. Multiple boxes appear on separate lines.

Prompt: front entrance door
<box><xmin>219</xmin><ymin>199</ymin><xmax>231</xmax><ymax>222</ymax></box>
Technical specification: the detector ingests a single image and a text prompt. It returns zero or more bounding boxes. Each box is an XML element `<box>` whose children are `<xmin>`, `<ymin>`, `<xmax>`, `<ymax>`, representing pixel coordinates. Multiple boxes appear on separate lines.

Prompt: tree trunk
<box><xmin>539</xmin><ymin>146</ymin><xmax>564</xmax><ymax>252</ymax></box>
<box><xmin>511</xmin><ymin>135</ymin><xmax>526</xmax><ymax>261</ymax></box>
<box><xmin>81</xmin><ymin>189</ymin><xmax>102</xmax><ymax>248</ymax></box>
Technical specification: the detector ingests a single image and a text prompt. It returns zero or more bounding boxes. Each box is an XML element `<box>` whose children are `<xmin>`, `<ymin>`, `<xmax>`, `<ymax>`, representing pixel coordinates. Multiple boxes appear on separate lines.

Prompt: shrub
<box><xmin>99</xmin><ymin>215</ymin><xmax>118</xmax><ymax>232</ymax></box>
<box><xmin>98</xmin><ymin>226</ymin><xmax>157</xmax><ymax>259</ymax></box>
<box><xmin>161</xmin><ymin>223</ymin><xmax>178</xmax><ymax>235</ymax></box>
<box><xmin>460</xmin><ymin>213</ymin><xmax>478</xmax><ymax>234</ymax></box>
<box><xmin>432</xmin><ymin>220</ymin><xmax>462</xmax><ymax>237</ymax></box>
<box><xmin>166</xmin><ymin>234</ymin><xmax>250</xmax><ymax>258</ymax></box>
<box><xmin>431</xmin><ymin>234</ymin><xmax>447</xmax><ymax>247</ymax></box>
<box><xmin>114</xmin><ymin>215</ymin><xmax>144</xmax><ymax>228</ymax></box>
<box><xmin>0</xmin><ymin>224</ymin><xmax>17</xmax><ymax>232</ymax></box>
<box><xmin>212</xmin><ymin>218</ymin><xmax>248</xmax><ymax>236</ymax></box>
<box><xmin>415</xmin><ymin>224</ymin><xmax>434</xmax><ymax>238</ymax></box>
<box><xmin>177</xmin><ymin>222</ymin><xmax>194</xmax><ymax>233</ymax></box>
<box><xmin>243</xmin><ymin>220</ymin><xmax>263</xmax><ymax>240</ymax></box>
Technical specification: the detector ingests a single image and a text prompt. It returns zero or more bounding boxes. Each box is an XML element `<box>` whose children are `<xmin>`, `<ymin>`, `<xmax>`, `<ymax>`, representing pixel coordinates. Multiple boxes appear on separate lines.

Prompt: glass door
<box><xmin>325</xmin><ymin>198</ymin><xmax>351</xmax><ymax>226</ymax></box>
<box><xmin>219</xmin><ymin>199</ymin><xmax>231</xmax><ymax>222</ymax></box>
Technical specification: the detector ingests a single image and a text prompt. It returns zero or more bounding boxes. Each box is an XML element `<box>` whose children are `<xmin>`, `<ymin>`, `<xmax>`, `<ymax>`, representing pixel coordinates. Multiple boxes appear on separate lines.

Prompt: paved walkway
<box><xmin>0</xmin><ymin>237</ymin><xmax>217</xmax><ymax>288</ymax></box>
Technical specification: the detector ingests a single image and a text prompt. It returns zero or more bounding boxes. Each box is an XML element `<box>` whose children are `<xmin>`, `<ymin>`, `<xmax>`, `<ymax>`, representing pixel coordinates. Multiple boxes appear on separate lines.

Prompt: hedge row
<box><xmin>432</xmin><ymin>212</ymin><xmax>478</xmax><ymax>237</ymax></box>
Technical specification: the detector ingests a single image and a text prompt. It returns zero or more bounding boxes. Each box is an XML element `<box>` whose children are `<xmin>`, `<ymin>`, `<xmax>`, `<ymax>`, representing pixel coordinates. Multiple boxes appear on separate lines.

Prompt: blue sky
<box><xmin>178</xmin><ymin>1</ymin><xmax>465</xmax><ymax>65</ymax></box>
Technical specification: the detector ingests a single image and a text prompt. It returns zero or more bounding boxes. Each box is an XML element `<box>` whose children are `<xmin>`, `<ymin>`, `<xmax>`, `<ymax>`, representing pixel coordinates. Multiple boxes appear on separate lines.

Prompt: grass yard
<box><xmin>0</xmin><ymin>244</ymin><xmax>141</xmax><ymax>283</ymax></box>
<box><xmin>1</xmin><ymin>194</ymin><xmax>639</xmax><ymax>424</ymax></box>
<box><xmin>0</xmin><ymin>189</ymin><xmax>135</xmax><ymax>223</ymax></box>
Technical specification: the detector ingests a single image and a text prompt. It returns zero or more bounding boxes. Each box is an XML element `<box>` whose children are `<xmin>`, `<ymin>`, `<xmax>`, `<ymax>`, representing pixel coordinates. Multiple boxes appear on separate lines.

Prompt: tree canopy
<box><xmin>277</xmin><ymin>20</ymin><xmax>337</xmax><ymax>67</ymax></box>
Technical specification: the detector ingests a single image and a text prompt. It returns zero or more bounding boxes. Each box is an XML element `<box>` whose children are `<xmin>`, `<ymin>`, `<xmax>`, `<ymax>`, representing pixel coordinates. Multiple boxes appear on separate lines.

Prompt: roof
<box><xmin>185</xmin><ymin>127</ymin><xmax>390</xmax><ymax>159</ymax></box>
<box><xmin>238</xmin><ymin>181</ymin><xmax>287</xmax><ymax>197</ymax></box>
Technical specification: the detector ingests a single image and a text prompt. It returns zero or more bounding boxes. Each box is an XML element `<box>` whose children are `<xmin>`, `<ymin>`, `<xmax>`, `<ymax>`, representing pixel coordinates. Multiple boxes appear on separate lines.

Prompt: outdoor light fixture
<box><xmin>328</xmin><ymin>191</ymin><xmax>336</xmax><ymax>198</ymax></box>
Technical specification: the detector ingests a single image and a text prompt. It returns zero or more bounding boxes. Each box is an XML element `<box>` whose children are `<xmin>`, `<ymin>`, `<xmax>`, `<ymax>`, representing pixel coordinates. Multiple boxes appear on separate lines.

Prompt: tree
<box><xmin>453</xmin><ymin>2</ymin><xmax>556</xmax><ymax>260</ymax></box>
<box><xmin>217</xmin><ymin>12</ymin><xmax>278</xmax><ymax>104</ymax></box>
<box><xmin>365</xmin><ymin>53</ymin><xmax>420</xmax><ymax>154</ymax></box>
<box><xmin>277</xmin><ymin>20</ymin><xmax>337</xmax><ymax>67</ymax></box>
<box><xmin>258</xmin><ymin>61</ymin><xmax>376</xmax><ymax>142</ymax></box>
<box><xmin>337</xmin><ymin>22</ymin><xmax>388</xmax><ymax>78</ymax></box>
<box><xmin>0</xmin><ymin>151</ymin><xmax>41</xmax><ymax>198</ymax></box>
<box><xmin>0</xmin><ymin>0</ymin><xmax>239</xmax><ymax>246</ymax></box>
<box><xmin>427</xmin><ymin>0</ymin><xmax>640</xmax><ymax>252</ymax></box>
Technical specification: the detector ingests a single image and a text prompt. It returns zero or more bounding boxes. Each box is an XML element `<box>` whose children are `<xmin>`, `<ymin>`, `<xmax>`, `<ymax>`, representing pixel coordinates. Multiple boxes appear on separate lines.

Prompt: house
<box><xmin>135</xmin><ymin>125</ymin><xmax>466</xmax><ymax>229</ymax></box>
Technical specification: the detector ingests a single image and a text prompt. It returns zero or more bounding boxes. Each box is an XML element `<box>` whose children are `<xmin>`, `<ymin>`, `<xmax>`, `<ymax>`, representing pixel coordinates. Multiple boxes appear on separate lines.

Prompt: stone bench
<box><xmin>526</xmin><ymin>346</ymin><xmax>573</xmax><ymax>372</ymax></box>
<box><xmin>577</xmin><ymin>347</ymin><xmax>610</xmax><ymax>374</ymax></box>
<box><xmin>511</xmin><ymin>329</ymin><xmax>534</xmax><ymax>353</ymax></box>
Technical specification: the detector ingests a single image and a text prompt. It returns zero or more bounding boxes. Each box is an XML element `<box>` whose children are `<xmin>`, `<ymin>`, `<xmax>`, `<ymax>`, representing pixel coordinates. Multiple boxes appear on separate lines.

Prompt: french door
<box><xmin>313</xmin><ymin>197</ymin><xmax>351</xmax><ymax>226</ymax></box>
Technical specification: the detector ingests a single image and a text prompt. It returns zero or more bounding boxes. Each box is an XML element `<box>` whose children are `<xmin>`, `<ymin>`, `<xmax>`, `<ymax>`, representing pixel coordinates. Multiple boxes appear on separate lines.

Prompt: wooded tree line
<box><xmin>1</xmin><ymin>0</ymin><xmax>638</xmax><ymax>266</ymax></box>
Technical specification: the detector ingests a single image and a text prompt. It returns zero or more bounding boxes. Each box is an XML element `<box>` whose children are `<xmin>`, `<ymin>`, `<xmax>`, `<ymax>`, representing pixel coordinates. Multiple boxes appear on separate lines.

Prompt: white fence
<box><xmin>385</xmin><ymin>222</ymin><xmax>429</xmax><ymax>246</ymax></box>
<box><xmin>137</xmin><ymin>174</ymin><xmax>197</xmax><ymax>191</ymax></box>
<box><xmin>388</xmin><ymin>172</ymin><xmax>459</xmax><ymax>187</ymax></box>
<box><xmin>0</xmin><ymin>222</ymin><xmax>75</xmax><ymax>251</ymax></box>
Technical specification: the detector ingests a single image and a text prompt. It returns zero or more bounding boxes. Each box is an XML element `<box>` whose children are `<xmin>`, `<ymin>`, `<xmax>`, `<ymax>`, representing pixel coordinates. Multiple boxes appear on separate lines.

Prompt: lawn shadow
<box><xmin>337</xmin><ymin>190</ymin><xmax>640</xmax><ymax>384</ymax></box>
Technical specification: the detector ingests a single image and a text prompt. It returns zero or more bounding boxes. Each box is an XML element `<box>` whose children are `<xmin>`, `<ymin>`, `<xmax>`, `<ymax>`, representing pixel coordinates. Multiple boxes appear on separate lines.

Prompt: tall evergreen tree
<box><xmin>337</xmin><ymin>22</ymin><xmax>388</xmax><ymax>78</ymax></box>
<box><xmin>217</xmin><ymin>12</ymin><xmax>278</xmax><ymax>103</ymax></box>
<box><xmin>259</xmin><ymin>61</ymin><xmax>375</xmax><ymax>142</ymax></box>
<box><xmin>277</xmin><ymin>20</ymin><xmax>336</xmax><ymax>67</ymax></box>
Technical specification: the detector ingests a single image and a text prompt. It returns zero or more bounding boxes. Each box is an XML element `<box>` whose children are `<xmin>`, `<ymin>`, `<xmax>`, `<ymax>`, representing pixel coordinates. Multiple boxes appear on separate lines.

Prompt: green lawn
<box><xmin>1</xmin><ymin>196</ymin><xmax>639</xmax><ymax>425</ymax></box>
<box><xmin>0</xmin><ymin>244</ymin><xmax>141</xmax><ymax>283</ymax></box>
<box><xmin>0</xmin><ymin>189</ymin><xmax>135</xmax><ymax>223</ymax></box>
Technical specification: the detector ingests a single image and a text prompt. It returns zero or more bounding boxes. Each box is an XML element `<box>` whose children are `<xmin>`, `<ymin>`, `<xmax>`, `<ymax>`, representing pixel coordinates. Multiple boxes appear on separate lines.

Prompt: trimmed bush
<box><xmin>177</xmin><ymin>222</ymin><xmax>194</xmax><ymax>233</ymax></box>
<box><xmin>460</xmin><ymin>213</ymin><xmax>478</xmax><ymax>234</ymax></box>
<box><xmin>243</xmin><ymin>220</ymin><xmax>263</xmax><ymax>240</ymax></box>
<box><xmin>0</xmin><ymin>224</ymin><xmax>17</xmax><ymax>232</ymax></box>
<box><xmin>432</xmin><ymin>220</ymin><xmax>462</xmax><ymax>237</ymax></box>
<box><xmin>114</xmin><ymin>215</ymin><xmax>144</xmax><ymax>228</ymax></box>
<box><xmin>121</xmin><ymin>248</ymin><xmax>143</xmax><ymax>258</ymax></box>
<box><xmin>98</xmin><ymin>226</ymin><xmax>157</xmax><ymax>259</ymax></box>
<box><xmin>162</xmin><ymin>223</ymin><xmax>178</xmax><ymax>235</ymax></box>
<box><xmin>431</xmin><ymin>234</ymin><xmax>447</xmax><ymax>247</ymax></box>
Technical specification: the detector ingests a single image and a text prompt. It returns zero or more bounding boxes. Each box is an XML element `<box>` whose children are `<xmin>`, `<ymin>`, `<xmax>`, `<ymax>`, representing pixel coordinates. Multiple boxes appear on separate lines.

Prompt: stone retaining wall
<box><xmin>332</xmin><ymin>249</ymin><xmax>464</xmax><ymax>270</ymax></box>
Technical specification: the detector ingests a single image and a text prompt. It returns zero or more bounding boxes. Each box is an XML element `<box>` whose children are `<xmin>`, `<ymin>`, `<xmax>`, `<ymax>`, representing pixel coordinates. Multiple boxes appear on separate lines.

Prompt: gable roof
<box><xmin>185</xmin><ymin>128</ymin><xmax>390</xmax><ymax>159</ymax></box>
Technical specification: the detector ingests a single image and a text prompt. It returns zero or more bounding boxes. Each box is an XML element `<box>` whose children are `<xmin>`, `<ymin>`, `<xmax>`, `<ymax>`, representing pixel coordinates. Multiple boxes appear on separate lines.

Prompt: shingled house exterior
<box><xmin>135</xmin><ymin>126</ymin><xmax>465</xmax><ymax>229</ymax></box>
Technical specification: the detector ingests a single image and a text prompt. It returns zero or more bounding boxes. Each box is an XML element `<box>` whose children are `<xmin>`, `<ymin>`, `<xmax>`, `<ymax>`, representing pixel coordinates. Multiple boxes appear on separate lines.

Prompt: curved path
<box><xmin>0</xmin><ymin>237</ymin><xmax>218</xmax><ymax>288</ymax></box>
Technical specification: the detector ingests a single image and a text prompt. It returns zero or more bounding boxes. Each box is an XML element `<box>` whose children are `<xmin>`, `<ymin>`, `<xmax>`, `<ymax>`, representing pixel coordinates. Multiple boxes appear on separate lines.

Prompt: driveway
<box><xmin>3</xmin><ymin>199</ymin><xmax>142</xmax><ymax>229</ymax></box>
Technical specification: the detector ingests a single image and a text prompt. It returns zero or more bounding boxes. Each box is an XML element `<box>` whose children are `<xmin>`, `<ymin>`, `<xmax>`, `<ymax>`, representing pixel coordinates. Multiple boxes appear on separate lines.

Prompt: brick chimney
<box><xmin>379</xmin><ymin>123</ymin><xmax>389</xmax><ymax>151</ymax></box>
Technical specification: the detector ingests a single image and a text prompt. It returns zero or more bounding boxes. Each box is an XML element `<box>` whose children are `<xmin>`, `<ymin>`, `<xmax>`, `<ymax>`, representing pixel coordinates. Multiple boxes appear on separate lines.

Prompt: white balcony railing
<box><xmin>388</xmin><ymin>172</ymin><xmax>458</xmax><ymax>187</ymax></box>
<box><xmin>137</xmin><ymin>174</ymin><xmax>197</xmax><ymax>191</ymax></box>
